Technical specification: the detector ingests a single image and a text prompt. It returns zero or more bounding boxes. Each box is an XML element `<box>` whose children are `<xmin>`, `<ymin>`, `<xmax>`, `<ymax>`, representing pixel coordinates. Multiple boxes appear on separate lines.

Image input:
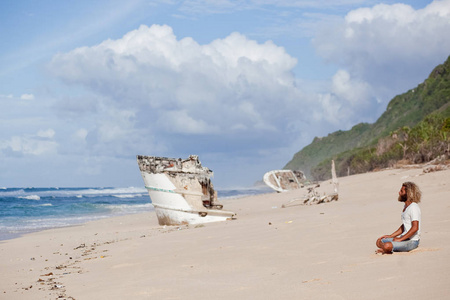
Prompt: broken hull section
<box><xmin>137</xmin><ymin>155</ymin><xmax>235</xmax><ymax>226</ymax></box>
<box><xmin>263</xmin><ymin>170</ymin><xmax>305</xmax><ymax>192</ymax></box>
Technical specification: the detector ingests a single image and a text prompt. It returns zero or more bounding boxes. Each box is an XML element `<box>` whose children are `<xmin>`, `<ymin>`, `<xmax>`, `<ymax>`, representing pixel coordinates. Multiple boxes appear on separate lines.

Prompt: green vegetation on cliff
<box><xmin>284</xmin><ymin>55</ymin><xmax>450</xmax><ymax>180</ymax></box>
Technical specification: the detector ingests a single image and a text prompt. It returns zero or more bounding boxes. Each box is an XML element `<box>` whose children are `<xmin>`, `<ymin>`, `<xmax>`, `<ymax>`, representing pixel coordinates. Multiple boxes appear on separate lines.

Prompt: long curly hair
<box><xmin>402</xmin><ymin>181</ymin><xmax>422</xmax><ymax>203</ymax></box>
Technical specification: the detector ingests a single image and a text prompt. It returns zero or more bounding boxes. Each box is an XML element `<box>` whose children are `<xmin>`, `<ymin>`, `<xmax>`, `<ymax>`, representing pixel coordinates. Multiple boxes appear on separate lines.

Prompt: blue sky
<box><xmin>1</xmin><ymin>0</ymin><xmax>449</xmax><ymax>188</ymax></box>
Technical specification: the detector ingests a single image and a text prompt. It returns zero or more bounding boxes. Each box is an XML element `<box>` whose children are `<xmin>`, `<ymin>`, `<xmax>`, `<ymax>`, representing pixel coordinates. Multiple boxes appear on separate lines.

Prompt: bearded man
<box><xmin>376</xmin><ymin>182</ymin><xmax>422</xmax><ymax>254</ymax></box>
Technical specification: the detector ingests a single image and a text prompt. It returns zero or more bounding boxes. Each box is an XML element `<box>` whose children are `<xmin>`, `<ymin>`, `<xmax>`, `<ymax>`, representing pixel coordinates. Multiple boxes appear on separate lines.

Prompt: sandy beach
<box><xmin>1</xmin><ymin>166</ymin><xmax>450</xmax><ymax>299</ymax></box>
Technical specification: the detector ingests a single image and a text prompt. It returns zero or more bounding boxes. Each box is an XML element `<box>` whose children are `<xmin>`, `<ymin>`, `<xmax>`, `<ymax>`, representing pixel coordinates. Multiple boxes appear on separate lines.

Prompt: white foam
<box><xmin>78</xmin><ymin>187</ymin><xmax>147</xmax><ymax>196</ymax></box>
<box><xmin>19</xmin><ymin>195</ymin><xmax>41</xmax><ymax>200</ymax></box>
<box><xmin>102</xmin><ymin>203</ymin><xmax>153</xmax><ymax>214</ymax></box>
<box><xmin>112</xmin><ymin>194</ymin><xmax>143</xmax><ymax>198</ymax></box>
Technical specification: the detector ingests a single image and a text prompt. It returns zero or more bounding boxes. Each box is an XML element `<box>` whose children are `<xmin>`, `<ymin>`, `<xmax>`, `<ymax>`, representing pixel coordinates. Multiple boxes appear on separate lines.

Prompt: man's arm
<box><xmin>393</xmin><ymin>221</ymin><xmax>418</xmax><ymax>242</ymax></box>
<box><xmin>380</xmin><ymin>225</ymin><xmax>404</xmax><ymax>239</ymax></box>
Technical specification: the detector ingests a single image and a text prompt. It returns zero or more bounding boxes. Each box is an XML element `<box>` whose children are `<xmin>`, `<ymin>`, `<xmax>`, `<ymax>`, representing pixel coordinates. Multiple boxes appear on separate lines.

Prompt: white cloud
<box><xmin>37</xmin><ymin>129</ymin><xmax>55</xmax><ymax>138</ymax></box>
<box><xmin>313</xmin><ymin>0</ymin><xmax>450</xmax><ymax>104</ymax></box>
<box><xmin>74</xmin><ymin>129</ymin><xmax>88</xmax><ymax>140</ymax></box>
<box><xmin>50</xmin><ymin>20</ymin><xmax>433</xmax><ymax>171</ymax></box>
<box><xmin>48</xmin><ymin>24</ymin><xmax>306</xmax><ymax>157</ymax></box>
<box><xmin>331</xmin><ymin>69</ymin><xmax>371</xmax><ymax>106</ymax></box>
<box><xmin>311</xmin><ymin>69</ymin><xmax>375</xmax><ymax>127</ymax></box>
<box><xmin>159</xmin><ymin>110</ymin><xmax>220</xmax><ymax>134</ymax></box>
<box><xmin>20</xmin><ymin>94</ymin><xmax>35</xmax><ymax>100</ymax></box>
<box><xmin>0</xmin><ymin>93</ymin><xmax>35</xmax><ymax>100</ymax></box>
<box><xmin>96</xmin><ymin>109</ymin><xmax>136</xmax><ymax>143</ymax></box>
<box><xmin>1</xmin><ymin>131</ymin><xmax>58</xmax><ymax>156</ymax></box>
<box><xmin>313</xmin><ymin>93</ymin><xmax>342</xmax><ymax>125</ymax></box>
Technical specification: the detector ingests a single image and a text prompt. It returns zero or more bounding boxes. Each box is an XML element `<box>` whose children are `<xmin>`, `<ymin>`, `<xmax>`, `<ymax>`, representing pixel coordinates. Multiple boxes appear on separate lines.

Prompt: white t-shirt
<box><xmin>401</xmin><ymin>202</ymin><xmax>421</xmax><ymax>241</ymax></box>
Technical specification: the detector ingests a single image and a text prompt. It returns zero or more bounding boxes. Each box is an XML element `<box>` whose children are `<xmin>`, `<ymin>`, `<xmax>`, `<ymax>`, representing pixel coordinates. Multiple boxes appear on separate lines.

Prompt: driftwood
<box><xmin>281</xmin><ymin>184</ymin><xmax>338</xmax><ymax>208</ymax></box>
<box><xmin>282</xmin><ymin>160</ymin><xmax>339</xmax><ymax>208</ymax></box>
<box><xmin>423</xmin><ymin>164</ymin><xmax>448</xmax><ymax>173</ymax></box>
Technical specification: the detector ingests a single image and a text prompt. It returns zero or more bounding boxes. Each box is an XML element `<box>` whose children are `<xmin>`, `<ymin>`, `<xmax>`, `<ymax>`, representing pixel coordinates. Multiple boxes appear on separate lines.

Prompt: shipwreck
<box><xmin>281</xmin><ymin>160</ymin><xmax>339</xmax><ymax>208</ymax></box>
<box><xmin>136</xmin><ymin>155</ymin><xmax>235</xmax><ymax>226</ymax></box>
<box><xmin>263</xmin><ymin>169</ymin><xmax>307</xmax><ymax>193</ymax></box>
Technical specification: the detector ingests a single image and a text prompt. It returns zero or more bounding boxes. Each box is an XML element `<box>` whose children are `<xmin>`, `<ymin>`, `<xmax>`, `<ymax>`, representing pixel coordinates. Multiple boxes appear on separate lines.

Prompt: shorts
<box><xmin>381</xmin><ymin>237</ymin><xmax>420</xmax><ymax>252</ymax></box>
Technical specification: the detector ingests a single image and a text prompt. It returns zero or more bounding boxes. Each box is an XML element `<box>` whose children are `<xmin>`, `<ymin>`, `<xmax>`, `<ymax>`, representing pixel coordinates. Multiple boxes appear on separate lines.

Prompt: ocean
<box><xmin>0</xmin><ymin>186</ymin><xmax>272</xmax><ymax>241</ymax></box>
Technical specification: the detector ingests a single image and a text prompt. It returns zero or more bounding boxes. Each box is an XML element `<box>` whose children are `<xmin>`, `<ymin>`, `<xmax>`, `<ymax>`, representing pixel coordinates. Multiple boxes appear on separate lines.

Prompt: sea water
<box><xmin>0</xmin><ymin>186</ymin><xmax>271</xmax><ymax>241</ymax></box>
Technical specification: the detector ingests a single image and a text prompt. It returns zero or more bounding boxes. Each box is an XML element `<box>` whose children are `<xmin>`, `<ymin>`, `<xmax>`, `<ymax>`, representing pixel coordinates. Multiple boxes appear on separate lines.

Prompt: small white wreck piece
<box><xmin>282</xmin><ymin>160</ymin><xmax>339</xmax><ymax>208</ymax></box>
<box><xmin>263</xmin><ymin>170</ymin><xmax>306</xmax><ymax>192</ymax></box>
<box><xmin>137</xmin><ymin>155</ymin><xmax>235</xmax><ymax>225</ymax></box>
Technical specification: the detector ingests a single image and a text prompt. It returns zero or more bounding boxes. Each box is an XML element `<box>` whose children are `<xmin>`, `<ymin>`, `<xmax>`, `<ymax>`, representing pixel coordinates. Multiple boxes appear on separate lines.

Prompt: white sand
<box><xmin>1</xmin><ymin>167</ymin><xmax>450</xmax><ymax>299</ymax></box>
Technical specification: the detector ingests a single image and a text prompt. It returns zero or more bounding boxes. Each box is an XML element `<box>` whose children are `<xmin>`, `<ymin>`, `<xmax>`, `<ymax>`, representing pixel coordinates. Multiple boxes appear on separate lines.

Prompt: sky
<box><xmin>1</xmin><ymin>0</ymin><xmax>450</xmax><ymax>189</ymax></box>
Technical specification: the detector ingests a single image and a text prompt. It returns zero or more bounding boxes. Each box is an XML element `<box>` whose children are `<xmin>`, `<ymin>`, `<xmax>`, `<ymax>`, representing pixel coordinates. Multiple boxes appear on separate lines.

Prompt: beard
<box><xmin>398</xmin><ymin>194</ymin><xmax>407</xmax><ymax>202</ymax></box>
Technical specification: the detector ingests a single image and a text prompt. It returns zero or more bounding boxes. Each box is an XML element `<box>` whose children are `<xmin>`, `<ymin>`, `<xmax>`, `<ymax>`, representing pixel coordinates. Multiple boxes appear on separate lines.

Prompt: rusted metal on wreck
<box><xmin>136</xmin><ymin>155</ymin><xmax>235</xmax><ymax>225</ymax></box>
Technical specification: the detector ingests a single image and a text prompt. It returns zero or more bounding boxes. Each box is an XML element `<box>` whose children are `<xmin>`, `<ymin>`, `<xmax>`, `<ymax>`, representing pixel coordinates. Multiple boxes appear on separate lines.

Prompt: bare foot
<box><xmin>375</xmin><ymin>248</ymin><xmax>393</xmax><ymax>255</ymax></box>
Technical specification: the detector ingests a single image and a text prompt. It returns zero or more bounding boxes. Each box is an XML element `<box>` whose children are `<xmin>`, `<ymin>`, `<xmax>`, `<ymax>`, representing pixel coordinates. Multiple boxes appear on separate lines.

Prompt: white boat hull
<box><xmin>263</xmin><ymin>169</ymin><xmax>305</xmax><ymax>192</ymax></box>
<box><xmin>137</xmin><ymin>155</ymin><xmax>235</xmax><ymax>226</ymax></box>
<box><xmin>153</xmin><ymin>204</ymin><xmax>234</xmax><ymax>225</ymax></box>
